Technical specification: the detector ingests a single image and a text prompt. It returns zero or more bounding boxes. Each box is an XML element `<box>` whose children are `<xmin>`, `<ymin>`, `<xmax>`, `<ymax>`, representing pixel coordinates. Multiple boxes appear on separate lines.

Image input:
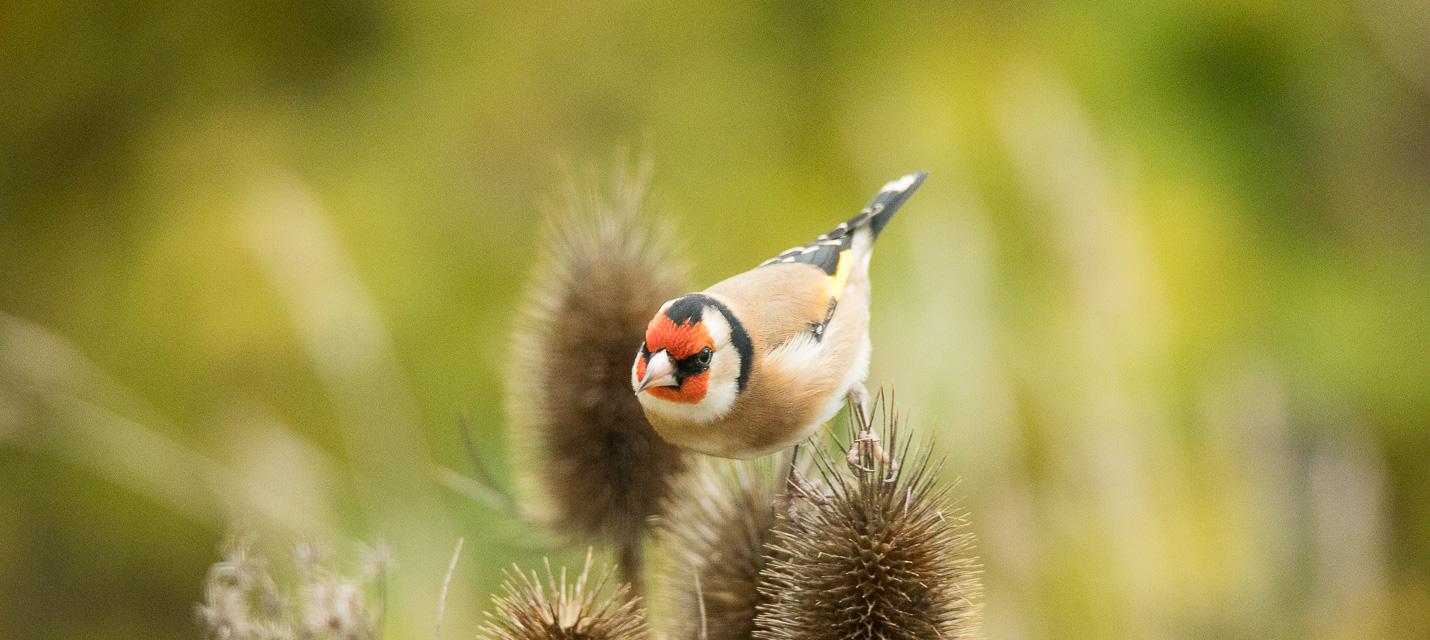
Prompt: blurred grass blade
<box><xmin>245</xmin><ymin>173</ymin><xmax>474</xmax><ymax>635</ymax></box>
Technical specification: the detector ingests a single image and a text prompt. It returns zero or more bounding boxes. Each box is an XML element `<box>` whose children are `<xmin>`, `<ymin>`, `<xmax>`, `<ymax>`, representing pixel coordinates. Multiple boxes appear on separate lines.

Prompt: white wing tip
<box><xmin>881</xmin><ymin>172</ymin><xmax>920</xmax><ymax>194</ymax></box>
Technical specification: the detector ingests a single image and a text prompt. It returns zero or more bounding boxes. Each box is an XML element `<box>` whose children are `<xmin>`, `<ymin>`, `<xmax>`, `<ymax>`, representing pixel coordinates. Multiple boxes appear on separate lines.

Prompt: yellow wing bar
<box><xmin>828</xmin><ymin>248</ymin><xmax>853</xmax><ymax>301</ymax></box>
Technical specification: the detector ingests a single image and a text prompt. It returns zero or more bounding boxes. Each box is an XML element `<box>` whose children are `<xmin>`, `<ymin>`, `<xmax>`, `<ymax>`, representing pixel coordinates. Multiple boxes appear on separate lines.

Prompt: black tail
<box><xmin>865</xmin><ymin>170</ymin><xmax>928</xmax><ymax>239</ymax></box>
<box><xmin>759</xmin><ymin>171</ymin><xmax>929</xmax><ymax>273</ymax></box>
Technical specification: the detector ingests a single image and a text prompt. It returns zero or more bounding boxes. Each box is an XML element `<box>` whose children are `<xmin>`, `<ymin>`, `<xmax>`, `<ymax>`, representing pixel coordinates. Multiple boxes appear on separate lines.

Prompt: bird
<box><xmin>631</xmin><ymin>171</ymin><xmax>927</xmax><ymax>461</ymax></box>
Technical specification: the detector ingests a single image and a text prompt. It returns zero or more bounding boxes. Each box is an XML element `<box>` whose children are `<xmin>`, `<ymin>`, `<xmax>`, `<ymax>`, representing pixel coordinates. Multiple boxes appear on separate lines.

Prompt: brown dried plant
<box><xmin>754</xmin><ymin>400</ymin><xmax>982</xmax><ymax>640</ymax></box>
<box><xmin>654</xmin><ymin>457</ymin><xmax>781</xmax><ymax>639</ymax></box>
<box><xmin>479</xmin><ymin>550</ymin><xmax>648</xmax><ymax>640</ymax></box>
<box><xmin>194</xmin><ymin>536</ymin><xmax>388</xmax><ymax>640</ymax></box>
<box><xmin>506</xmin><ymin>161</ymin><xmax>690</xmax><ymax>589</ymax></box>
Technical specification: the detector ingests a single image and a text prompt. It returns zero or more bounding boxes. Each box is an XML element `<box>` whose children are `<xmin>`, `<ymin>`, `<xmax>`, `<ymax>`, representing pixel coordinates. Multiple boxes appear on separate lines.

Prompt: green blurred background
<box><xmin>2</xmin><ymin>1</ymin><xmax>1428</xmax><ymax>638</ymax></box>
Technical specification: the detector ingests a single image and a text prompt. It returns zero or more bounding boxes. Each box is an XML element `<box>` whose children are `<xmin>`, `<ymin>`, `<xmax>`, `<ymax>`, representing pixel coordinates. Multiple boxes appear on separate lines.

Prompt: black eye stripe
<box><xmin>673</xmin><ymin>349</ymin><xmax>712</xmax><ymax>379</ymax></box>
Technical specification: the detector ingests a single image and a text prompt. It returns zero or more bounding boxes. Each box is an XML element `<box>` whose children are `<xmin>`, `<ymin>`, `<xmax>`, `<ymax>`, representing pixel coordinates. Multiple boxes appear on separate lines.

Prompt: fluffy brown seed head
<box><xmin>654</xmin><ymin>458</ymin><xmax>781</xmax><ymax>640</ymax></box>
<box><xmin>479</xmin><ymin>551</ymin><xmax>648</xmax><ymax>640</ymax></box>
<box><xmin>755</xmin><ymin>406</ymin><xmax>982</xmax><ymax>640</ymax></box>
<box><xmin>507</xmin><ymin>162</ymin><xmax>690</xmax><ymax>586</ymax></box>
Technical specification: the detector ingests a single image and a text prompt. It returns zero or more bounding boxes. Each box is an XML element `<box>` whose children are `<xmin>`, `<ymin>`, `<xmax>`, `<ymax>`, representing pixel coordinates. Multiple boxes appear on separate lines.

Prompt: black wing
<box><xmin>758</xmin><ymin>170</ymin><xmax>927</xmax><ymax>275</ymax></box>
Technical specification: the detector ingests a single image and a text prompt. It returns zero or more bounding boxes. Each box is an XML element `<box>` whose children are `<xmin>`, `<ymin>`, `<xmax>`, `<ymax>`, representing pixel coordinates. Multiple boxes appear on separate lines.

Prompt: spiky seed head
<box><xmin>654</xmin><ymin>457</ymin><xmax>781</xmax><ymax>640</ymax></box>
<box><xmin>507</xmin><ymin>161</ymin><xmax>690</xmax><ymax>584</ymax></box>
<box><xmin>479</xmin><ymin>551</ymin><xmax>648</xmax><ymax>640</ymax></box>
<box><xmin>755</xmin><ymin>404</ymin><xmax>983</xmax><ymax>640</ymax></box>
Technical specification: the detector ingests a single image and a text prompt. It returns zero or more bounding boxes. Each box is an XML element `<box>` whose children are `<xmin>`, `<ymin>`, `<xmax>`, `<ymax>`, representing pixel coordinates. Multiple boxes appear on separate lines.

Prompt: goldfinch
<box><xmin>631</xmin><ymin>171</ymin><xmax>927</xmax><ymax>460</ymax></box>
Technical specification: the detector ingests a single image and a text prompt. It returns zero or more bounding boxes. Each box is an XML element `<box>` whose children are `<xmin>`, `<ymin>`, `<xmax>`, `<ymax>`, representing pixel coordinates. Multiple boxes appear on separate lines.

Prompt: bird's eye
<box><xmin>696</xmin><ymin>346</ymin><xmax>713</xmax><ymax>366</ymax></box>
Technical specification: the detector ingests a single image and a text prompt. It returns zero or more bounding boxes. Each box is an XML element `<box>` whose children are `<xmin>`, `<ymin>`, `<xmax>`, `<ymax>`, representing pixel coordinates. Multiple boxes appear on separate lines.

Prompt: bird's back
<box><xmin>706</xmin><ymin>263</ymin><xmax>829</xmax><ymax>354</ymax></box>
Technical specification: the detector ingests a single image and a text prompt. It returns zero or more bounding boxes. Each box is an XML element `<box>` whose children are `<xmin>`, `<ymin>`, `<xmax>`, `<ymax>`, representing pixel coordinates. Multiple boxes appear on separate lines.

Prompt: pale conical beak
<box><xmin>635</xmin><ymin>350</ymin><xmax>678</xmax><ymax>393</ymax></box>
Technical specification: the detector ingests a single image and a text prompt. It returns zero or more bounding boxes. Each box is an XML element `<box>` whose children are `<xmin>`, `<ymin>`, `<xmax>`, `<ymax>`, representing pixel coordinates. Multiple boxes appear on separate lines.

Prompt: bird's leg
<box><xmin>781</xmin><ymin>443</ymin><xmax>802</xmax><ymax>499</ymax></box>
<box><xmin>845</xmin><ymin>383</ymin><xmax>894</xmax><ymax>475</ymax></box>
<box><xmin>777</xmin><ymin>444</ymin><xmax>825</xmax><ymax>519</ymax></box>
<box><xmin>845</xmin><ymin>384</ymin><xmax>873</xmax><ymax>472</ymax></box>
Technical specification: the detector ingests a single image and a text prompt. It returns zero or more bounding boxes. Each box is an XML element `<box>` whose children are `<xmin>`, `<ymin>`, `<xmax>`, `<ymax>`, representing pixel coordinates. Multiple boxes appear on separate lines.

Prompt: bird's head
<box><xmin>632</xmin><ymin>294</ymin><xmax>751</xmax><ymax>424</ymax></box>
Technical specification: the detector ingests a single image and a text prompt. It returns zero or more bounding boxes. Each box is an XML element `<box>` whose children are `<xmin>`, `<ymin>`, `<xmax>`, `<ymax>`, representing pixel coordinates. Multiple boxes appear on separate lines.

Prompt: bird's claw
<box><xmin>845</xmin><ymin>427</ymin><xmax>897</xmax><ymax>479</ymax></box>
<box><xmin>844</xmin><ymin>384</ymin><xmax>899</xmax><ymax>480</ymax></box>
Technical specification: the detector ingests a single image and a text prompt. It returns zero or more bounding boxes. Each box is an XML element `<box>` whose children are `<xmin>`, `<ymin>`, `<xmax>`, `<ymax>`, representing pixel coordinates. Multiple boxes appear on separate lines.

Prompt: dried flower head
<box><xmin>195</xmin><ymin>536</ymin><xmax>290</xmax><ymax>640</ymax></box>
<box><xmin>195</xmin><ymin>535</ymin><xmax>383</xmax><ymax>640</ymax></box>
<box><xmin>507</xmin><ymin>160</ymin><xmax>690</xmax><ymax>586</ymax></box>
<box><xmin>755</xmin><ymin>402</ymin><xmax>982</xmax><ymax>640</ymax></box>
<box><xmin>296</xmin><ymin>553</ymin><xmax>377</xmax><ymax>640</ymax></box>
<box><xmin>479</xmin><ymin>550</ymin><xmax>648</xmax><ymax>640</ymax></box>
<box><xmin>654</xmin><ymin>458</ymin><xmax>781</xmax><ymax>640</ymax></box>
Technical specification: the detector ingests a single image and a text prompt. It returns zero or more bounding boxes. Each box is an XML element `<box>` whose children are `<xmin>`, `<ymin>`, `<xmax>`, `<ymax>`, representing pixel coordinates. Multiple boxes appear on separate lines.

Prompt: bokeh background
<box><xmin>3</xmin><ymin>2</ymin><xmax>1428</xmax><ymax>638</ymax></box>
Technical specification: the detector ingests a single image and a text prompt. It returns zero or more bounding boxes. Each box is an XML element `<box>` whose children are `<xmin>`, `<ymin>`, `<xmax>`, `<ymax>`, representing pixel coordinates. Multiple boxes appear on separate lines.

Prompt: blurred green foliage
<box><xmin>2</xmin><ymin>1</ymin><xmax>1427</xmax><ymax>639</ymax></box>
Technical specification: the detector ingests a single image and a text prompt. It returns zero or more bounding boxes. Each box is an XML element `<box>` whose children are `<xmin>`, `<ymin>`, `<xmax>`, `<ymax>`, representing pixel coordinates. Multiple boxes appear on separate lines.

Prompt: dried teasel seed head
<box><xmin>479</xmin><ymin>550</ymin><xmax>649</xmax><ymax>640</ymax></box>
<box><xmin>653</xmin><ymin>457</ymin><xmax>781</xmax><ymax>640</ymax></box>
<box><xmin>507</xmin><ymin>161</ymin><xmax>690</xmax><ymax>587</ymax></box>
<box><xmin>755</xmin><ymin>403</ymin><xmax>982</xmax><ymax>640</ymax></box>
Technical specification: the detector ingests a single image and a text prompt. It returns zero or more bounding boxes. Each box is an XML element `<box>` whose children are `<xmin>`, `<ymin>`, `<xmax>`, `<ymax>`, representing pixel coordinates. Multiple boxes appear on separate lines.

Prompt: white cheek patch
<box><xmin>702</xmin><ymin>345</ymin><xmax>740</xmax><ymax>414</ymax></box>
<box><xmin>703</xmin><ymin>312</ymin><xmax>731</xmax><ymax>347</ymax></box>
